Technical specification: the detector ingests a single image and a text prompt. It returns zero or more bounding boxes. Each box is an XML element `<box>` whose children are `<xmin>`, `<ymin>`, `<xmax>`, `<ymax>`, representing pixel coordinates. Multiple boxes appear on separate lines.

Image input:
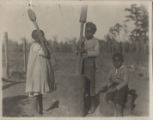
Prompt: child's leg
<box><xmin>37</xmin><ymin>94</ymin><xmax>43</xmax><ymax>114</ymax></box>
<box><xmin>114</xmin><ymin>85</ymin><xmax>128</xmax><ymax>116</ymax></box>
<box><xmin>88</xmin><ymin>78</ymin><xmax>96</xmax><ymax>114</ymax></box>
<box><xmin>114</xmin><ymin>104</ymin><xmax>123</xmax><ymax>116</ymax></box>
<box><xmin>105</xmin><ymin>91</ymin><xmax>116</xmax><ymax>116</ymax></box>
<box><xmin>33</xmin><ymin>96</ymin><xmax>39</xmax><ymax>115</ymax></box>
<box><xmin>84</xmin><ymin>78</ymin><xmax>90</xmax><ymax>97</ymax></box>
<box><xmin>84</xmin><ymin>78</ymin><xmax>91</xmax><ymax>114</ymax></box>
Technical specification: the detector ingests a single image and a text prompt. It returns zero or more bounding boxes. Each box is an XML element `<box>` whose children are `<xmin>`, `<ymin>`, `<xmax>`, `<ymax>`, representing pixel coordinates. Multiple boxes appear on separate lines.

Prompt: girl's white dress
<box><xmin>25</xmin><ymin>42</ymin><xmax>55</xmax><ymax>96</ymax></box>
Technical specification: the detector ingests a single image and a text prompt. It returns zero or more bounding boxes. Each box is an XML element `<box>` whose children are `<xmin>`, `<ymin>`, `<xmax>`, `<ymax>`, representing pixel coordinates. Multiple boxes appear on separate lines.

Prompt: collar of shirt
<box><xmin>115</xmin><ymin>65</ymin><xmax>125</xmax><ymax>74</ymax></box>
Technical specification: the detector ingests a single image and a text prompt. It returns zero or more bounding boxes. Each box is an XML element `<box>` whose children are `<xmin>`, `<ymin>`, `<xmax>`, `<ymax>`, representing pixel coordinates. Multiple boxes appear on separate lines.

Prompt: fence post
<box><xmin>22</xmin><ymin>38</ymin><xmax>27</xmax><ymax>73</ymax></box>
<box><xmin>4</xmin><ymin>32</ymin><xmax>9</xmax><ymax>78</ymax></box>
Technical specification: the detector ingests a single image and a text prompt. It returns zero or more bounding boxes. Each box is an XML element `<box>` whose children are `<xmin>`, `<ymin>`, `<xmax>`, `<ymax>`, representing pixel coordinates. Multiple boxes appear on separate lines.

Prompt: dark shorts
<box><xmin>106</xmin><ymin>85</ymin><xmax>128</xmax><ymax>107</ymax></box>
<box><xmin>82</xmin><ymin>57</ymin><xmax>96</xmax><ymax>96</ymax></box>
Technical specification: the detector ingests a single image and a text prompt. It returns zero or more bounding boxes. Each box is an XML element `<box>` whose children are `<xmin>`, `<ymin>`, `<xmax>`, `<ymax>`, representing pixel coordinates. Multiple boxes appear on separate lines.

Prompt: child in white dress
<box><xmin>25</xmin><ymin>30</ymin><xmax>55</xmax><ymax>115</ymax></box>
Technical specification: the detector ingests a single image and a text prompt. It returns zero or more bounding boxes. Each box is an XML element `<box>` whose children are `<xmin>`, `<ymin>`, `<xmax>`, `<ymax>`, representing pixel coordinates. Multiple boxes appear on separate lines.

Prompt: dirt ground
<box><xmin>2</xmin><ymin>52</ymin><xmax>149</xmax><ymax>117</ymax></box>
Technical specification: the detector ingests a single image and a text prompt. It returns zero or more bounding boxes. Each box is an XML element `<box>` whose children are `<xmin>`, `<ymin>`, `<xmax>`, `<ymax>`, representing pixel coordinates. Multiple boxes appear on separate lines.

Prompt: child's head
<box><xmin>85</xmin><ymin>22</ymin><xmax>97</xmax><ymax>40</ymax></box>
<box><xmin>112</xmin><ymin>53</ymin><xmax>123</xmax><ymax>69</ymax></box>
<box><xmin>32</xmin><ymin>29</ymin><xmax>44</xmax><ymax>43</ymax></box>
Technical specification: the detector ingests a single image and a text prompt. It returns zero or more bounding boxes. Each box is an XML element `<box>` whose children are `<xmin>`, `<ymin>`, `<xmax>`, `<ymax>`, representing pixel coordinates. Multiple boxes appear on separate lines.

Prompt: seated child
<box><xmin>105</xmin><ymin>53</ymin><xmax>128</xmax><ymax>116</ymax></box>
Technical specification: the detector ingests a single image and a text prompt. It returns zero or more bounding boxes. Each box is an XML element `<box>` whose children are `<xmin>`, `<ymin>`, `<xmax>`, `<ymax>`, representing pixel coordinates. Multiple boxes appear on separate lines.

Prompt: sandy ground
<box><xmin>2</xmin><ymin>52</ymin><xmax>149</xmax><ymax>117</ymax></box>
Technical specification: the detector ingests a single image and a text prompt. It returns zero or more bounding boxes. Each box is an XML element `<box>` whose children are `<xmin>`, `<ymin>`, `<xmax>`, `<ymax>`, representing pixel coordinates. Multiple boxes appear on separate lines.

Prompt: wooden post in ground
<box><xmin>22</xmin><ymin>38</ymin><xmax>27</xmax><ymax>73</ymax></box>
<box><xmin>4</xmin><ymin>32</ymin><xmax>9</xmax><ymax>78</ymax></box>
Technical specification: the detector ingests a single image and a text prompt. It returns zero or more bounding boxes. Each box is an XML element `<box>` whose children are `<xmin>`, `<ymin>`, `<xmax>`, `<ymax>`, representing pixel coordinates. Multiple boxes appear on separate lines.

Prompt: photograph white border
<box><xmin>0</xmin><ymin>0</ymin><xmax>152</xmax><ymax>120</ymax></box>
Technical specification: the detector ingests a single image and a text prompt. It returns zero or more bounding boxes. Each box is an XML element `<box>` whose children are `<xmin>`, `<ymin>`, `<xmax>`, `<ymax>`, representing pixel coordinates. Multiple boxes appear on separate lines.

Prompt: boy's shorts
<box><xmin>106</xmin><ymin>85</ymin><xmax>128</xmax><ymax>107</ymax></box>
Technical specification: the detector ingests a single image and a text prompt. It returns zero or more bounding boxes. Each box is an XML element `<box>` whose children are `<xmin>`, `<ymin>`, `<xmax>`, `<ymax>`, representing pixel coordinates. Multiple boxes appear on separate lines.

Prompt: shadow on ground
<box><xmin>2</xmin><ymin>78</ymin><xmax>25</xmax><ymax>90</ymax></box>
<box><xmin>3</xmin><ymin>95</ymin><xmax>29</xmax><ymax>117</ymax></box>
<box><xmin>2</xmin><ymin>82</ymin><xmax>24</xmax><ymax>90</ymax></box>
<box><xmin>46</xmin><ymin>100</ymin><xmax>59</xmax><ymax>111</ymax></box>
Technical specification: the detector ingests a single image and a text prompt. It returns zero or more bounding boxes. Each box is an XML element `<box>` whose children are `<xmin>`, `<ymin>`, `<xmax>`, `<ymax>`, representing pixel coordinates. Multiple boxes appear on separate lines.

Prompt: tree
<box><xmin>124</xmin><ymin>4</ymin><xmax>149</xmax><ymax>53</ymax></box>
<box><xmin>105</xmin><ymin>23</ymin><xmax>123</xmax><ymax>54</ymax></box>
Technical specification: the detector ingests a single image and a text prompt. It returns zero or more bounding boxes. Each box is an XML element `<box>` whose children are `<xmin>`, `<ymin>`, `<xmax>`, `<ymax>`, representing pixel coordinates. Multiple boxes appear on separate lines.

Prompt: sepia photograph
<box><xmin>0</xmin><ymin>0</ymin><xmax>152</xmax><ymax>118</ymax></box>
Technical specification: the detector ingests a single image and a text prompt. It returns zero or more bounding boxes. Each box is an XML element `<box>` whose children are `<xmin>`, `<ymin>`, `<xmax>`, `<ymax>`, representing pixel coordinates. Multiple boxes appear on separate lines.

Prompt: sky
<box><xmin>0</xmin><ymin>0</ymin><xmax>150</xmax><ymax>43</ymax></box>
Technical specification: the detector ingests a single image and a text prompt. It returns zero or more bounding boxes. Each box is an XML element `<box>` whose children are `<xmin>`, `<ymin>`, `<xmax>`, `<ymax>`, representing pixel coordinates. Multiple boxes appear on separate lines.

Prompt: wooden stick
<box><xmin>77</xmin><ymin>5</ymin><xmax>88</xmax><ymax>74</ymax></box>
<box><xmin>27</xmin><ymin>8</ymin><xmax>49</xmax><ymax>58</ymax></box>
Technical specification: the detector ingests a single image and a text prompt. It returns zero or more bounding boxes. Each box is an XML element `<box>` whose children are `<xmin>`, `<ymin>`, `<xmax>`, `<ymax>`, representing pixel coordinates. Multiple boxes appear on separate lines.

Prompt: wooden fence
<box><xmin>3</xmin><ymin>33</ymin><xmax>28</xmax><ymax>79</ymax></box>
<box><xmin>2</xmin><ymin>32</ymin><xmax>149</xmax><ymax>79</ymax></box>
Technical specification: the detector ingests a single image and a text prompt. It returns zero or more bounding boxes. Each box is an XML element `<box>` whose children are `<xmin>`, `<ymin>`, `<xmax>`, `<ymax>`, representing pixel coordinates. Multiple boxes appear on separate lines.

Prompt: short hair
<box><xmin>31</xmin><ymin>29</ymin><xmax>44</xmax><ymax>40</ymax></box>
<box><xmin>86</xmin><ymin>22</ymin><xmax>97</xmax><ymax>34</ymax></box>
<box><xmin>112</xmin><ymin>53</ymin><xmax>123</xmax><ymax>61</ymax></box>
